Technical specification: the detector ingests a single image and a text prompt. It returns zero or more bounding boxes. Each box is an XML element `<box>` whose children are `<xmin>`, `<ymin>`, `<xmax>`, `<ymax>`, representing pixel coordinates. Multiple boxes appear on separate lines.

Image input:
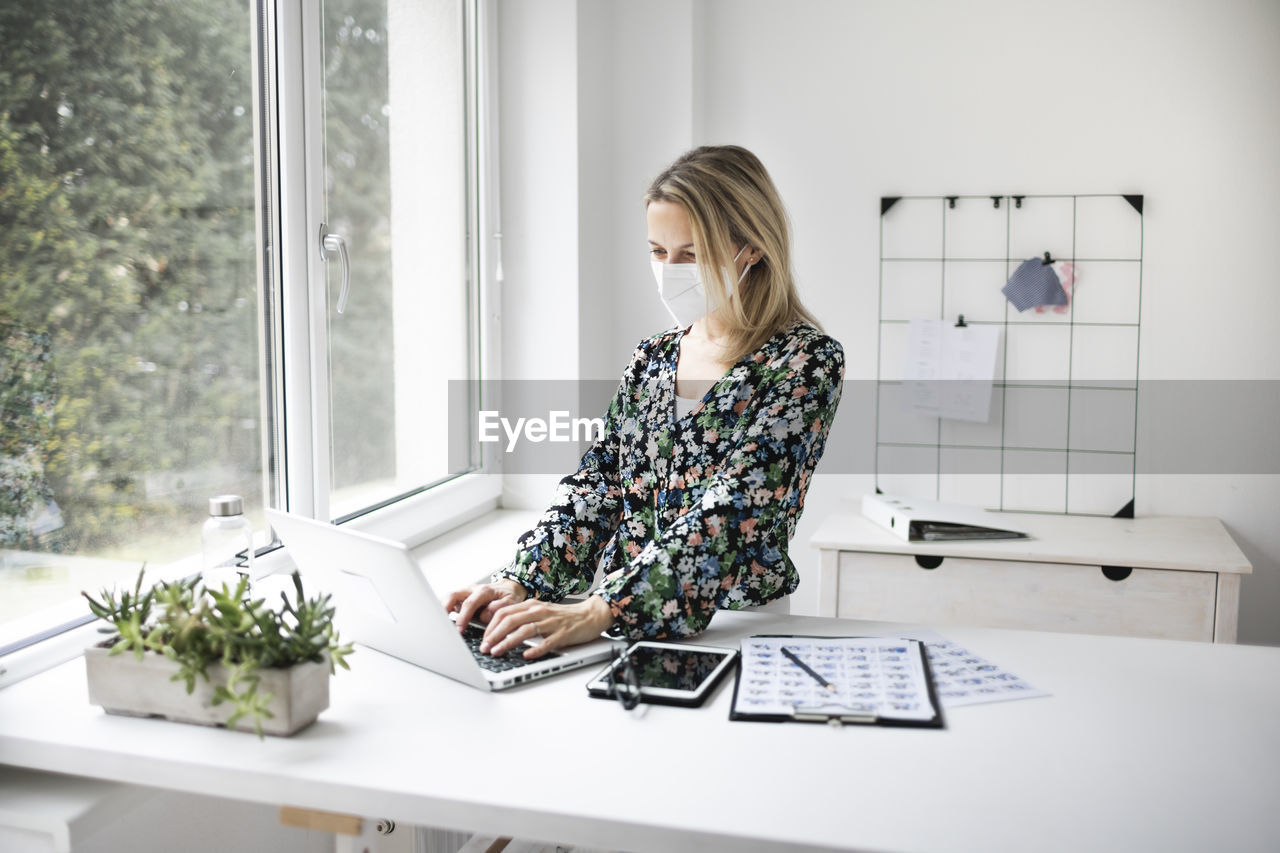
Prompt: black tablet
<box><xmin>585</xmin><ymin>641</ymin><xmax>739</xmax><ymax>708</ymax></box>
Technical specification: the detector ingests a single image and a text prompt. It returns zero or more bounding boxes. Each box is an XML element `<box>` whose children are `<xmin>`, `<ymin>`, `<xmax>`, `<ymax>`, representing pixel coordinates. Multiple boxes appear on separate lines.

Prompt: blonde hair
<box><xmin>644</xmin><ymin>145</ymin><xmax>820</xmax><ymax>363</ymax></box>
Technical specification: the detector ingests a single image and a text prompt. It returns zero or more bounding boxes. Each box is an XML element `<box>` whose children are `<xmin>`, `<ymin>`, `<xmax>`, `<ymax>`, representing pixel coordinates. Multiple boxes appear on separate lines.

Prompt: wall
<box><xmin>495</xmin><ymin>0</ymin><xmax>580</xmax><ymax>509</ymax></box>
<box><xmin>497</xmin><ymin>0</ymin><xmax>1280</xmax><ymax>644</ymax></box>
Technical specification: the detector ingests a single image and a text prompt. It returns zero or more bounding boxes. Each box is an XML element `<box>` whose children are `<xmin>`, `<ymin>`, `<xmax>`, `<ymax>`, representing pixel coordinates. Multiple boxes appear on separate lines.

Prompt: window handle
<box><xmin>319</xmin><ymin>224</ymin><xmax>350</xmax><ymax>314</ymax></box>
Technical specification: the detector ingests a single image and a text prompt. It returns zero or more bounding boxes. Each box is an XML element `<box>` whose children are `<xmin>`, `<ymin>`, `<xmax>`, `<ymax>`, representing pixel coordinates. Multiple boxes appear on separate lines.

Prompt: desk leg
<box><xmin>817</xmin><ymin>549</ymin><xmax>839</xmax><ymax>618</ymax></box>
<box><xmin>1214</xmin><ymin>573</ymin><xmax>1240</xmax><ymax>643</ymax></box>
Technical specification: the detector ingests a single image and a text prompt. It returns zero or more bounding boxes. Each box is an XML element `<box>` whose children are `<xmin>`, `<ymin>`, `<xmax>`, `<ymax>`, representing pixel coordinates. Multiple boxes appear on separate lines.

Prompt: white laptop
<box><xmin>266</xmin><ymin>509</ymin><xmax>613</xmax><ymax>691</ymax></box>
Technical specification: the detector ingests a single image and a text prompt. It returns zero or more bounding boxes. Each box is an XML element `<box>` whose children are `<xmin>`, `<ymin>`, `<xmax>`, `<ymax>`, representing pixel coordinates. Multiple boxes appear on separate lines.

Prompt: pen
<box><xmin>781</xmin><ymin>647</ymin><xmax>836</xmax><ymax>693</ymax></box>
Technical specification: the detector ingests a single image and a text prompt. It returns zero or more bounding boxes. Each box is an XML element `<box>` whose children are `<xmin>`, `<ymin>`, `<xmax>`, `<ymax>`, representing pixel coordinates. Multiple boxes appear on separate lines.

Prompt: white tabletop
<box><xmin>1</xmin><ymin>611</ymin><xmax>1278</xmax><ymax>853</ymax></box>
<box><xmin>810</xmin><ymin>503</ymin><xmax>1253</xmax><ymax>574</ymax></box>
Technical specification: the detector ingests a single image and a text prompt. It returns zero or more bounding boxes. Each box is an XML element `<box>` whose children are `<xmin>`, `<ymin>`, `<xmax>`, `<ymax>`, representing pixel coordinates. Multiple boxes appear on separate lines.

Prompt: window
<box><xmin>309</xmin><ymin>0</ymin><xmax>479</xmax><ymax>521</ymax></box>
<box><xmin>0</xmin><ymin>0</ymin><xmax>491</xmax><ymax>664</ymax></box>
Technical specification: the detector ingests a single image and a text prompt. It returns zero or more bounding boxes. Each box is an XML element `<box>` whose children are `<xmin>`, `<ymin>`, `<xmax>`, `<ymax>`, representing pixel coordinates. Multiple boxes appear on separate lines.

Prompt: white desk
<box><xmin>1</xmin><ymin>611</ymin><xmax>1278</xmax><ymax>853</ymax></box>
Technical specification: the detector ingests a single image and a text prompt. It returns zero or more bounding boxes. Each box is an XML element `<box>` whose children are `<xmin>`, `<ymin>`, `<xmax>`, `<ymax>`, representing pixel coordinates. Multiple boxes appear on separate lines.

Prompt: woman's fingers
<box><xmin>451</xmin><ymin>585</ymin><xmax>508</xmax><ymax>633</ymax></box>
<box><xmin>448</xmin><ymin>578</ymin><xmax>529</xmax><ymax>631</ymax></box>
<box><xmin>482</xmin><ymin>598</ymin><xmax>614</xmax><ymax>660</ymax></box>
<box><xmin>449</xmin><ymin>587</ymin><xmax>486</xmax><ymax>630</ymax></box>
<box><xmin>506</xmin><ymin>621</ymin><xmax>547</xmax><ymax>659</ymax></box>
<box><xmin>481</xmin><ymin>601</ymin><xmax>542</xmax><ymax>656</ymax></box>
<box><xmin>483</xmin><ymin>597</ymin><xmax>516</xmax><ymax>621</ymax></box>
<box><xmin>442</xmin><ymin>587</ymin><xmax>470</xmax><ymax>611</ymax></box>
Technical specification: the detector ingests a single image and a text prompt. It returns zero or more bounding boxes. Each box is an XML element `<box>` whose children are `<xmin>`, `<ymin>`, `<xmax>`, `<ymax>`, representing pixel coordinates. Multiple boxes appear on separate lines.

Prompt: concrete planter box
<box><xmin>84</xmin><ymin>645</ymin><xmax>329</xmax><ymax>736</ymax></box>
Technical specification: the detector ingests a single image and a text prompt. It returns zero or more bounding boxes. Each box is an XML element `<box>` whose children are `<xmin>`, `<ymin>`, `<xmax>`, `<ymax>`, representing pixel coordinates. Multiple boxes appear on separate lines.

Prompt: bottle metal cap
<box><xmin>208</xmin><ymin>494</ymin><xmax>244</xmax><ymax>517</ymax></box>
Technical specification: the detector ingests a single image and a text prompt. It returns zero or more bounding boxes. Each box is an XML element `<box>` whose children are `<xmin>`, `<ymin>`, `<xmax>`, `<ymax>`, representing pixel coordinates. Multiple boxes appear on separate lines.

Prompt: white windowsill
<box><xmin>0</xmin><ymin>506</ymin><xmax>539</xmax><ymax>692</ymax></box>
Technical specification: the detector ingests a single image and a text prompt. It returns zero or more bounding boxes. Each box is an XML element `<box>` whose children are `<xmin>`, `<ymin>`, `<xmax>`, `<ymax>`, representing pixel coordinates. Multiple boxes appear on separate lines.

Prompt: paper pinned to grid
<box><xmin>902</xmin><ymin>319</ymin><xmax>1001</xmax><ymax>423</ymax></box>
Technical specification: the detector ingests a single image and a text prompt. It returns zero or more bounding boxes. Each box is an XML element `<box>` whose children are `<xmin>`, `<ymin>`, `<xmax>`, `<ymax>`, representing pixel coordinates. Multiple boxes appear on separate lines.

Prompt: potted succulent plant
<box><xmin>82</xmin><ymin>570</ymin><xmax>353</xmax><ymax>737</ymax></box>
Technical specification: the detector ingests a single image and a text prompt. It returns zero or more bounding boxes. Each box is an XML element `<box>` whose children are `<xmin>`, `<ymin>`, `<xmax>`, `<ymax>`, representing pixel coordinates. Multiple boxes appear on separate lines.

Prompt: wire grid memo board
<box><xmin>876</xmin><ymin>193</ymin><xmax>1144</xmax><ymax>517</ymax></box>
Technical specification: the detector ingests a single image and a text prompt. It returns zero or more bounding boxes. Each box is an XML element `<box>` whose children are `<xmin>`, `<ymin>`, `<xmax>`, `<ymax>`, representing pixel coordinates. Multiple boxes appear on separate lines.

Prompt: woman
<box><xmin>447</xmin><ymin>145</ymin><xmax>844</xmax><ymax>659</ymax></box>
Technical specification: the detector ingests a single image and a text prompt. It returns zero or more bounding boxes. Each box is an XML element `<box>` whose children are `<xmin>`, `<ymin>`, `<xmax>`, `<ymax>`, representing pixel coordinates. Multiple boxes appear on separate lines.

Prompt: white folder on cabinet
<box><xmin>861</xmin><ymin>493</ymin><xmax>1029</xmax><ymax>542</ymax></box>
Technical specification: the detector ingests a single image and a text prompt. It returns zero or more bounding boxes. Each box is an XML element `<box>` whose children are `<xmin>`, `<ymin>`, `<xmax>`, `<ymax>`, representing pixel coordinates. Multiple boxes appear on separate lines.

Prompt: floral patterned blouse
<box><xmin>498</xmin><ymin>322</ymin><xmax>845</xmax><ymax>639</ymax></box>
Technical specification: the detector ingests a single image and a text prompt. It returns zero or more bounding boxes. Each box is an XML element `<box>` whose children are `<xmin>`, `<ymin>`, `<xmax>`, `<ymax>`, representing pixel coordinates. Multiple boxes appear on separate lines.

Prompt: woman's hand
<box><xmin>444</xmin><ymin>579</ymin><xmax>528</xmax><ymax>634</ymax></box>
<box><xmin>480</xmin><ymin>596</ymin><xmax>615</xmax><ymax>660</ymax></box>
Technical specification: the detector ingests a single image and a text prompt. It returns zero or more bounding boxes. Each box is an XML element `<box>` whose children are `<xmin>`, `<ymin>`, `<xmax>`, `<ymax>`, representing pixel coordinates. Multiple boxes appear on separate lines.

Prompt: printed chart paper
<box><xmin>920</xmin><ymin>637</ymin><xmax>1049</xmax><ymax>707</ymax></box>
<box><xmin>863</xmin><ymin>628</ymin><xmax>1050</xmax><ymax>707</ymax></box>
<box><xmin>734</xmin><ymin>636</ymin><xmax>937</xmax><ymax>722</ymax></box>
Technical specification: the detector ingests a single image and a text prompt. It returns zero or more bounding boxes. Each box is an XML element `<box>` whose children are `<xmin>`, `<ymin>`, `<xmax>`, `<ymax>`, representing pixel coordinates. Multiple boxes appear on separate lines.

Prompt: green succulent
<box><xmin>83</xmin><ymin>569</ymin><xmax>353</xmax><ymax>737</ymax></box>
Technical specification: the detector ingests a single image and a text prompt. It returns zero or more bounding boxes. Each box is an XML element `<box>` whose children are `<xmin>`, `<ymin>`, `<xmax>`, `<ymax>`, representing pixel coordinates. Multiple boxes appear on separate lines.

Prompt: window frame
<box><xmin>0</xmin><ymin>0</ymin><xmax>501</xmax><ymax>685</ymax></box>
<box><xmin>270</xmin><ymin>0</ymin><xmax>501</xmax><ymax>545</ymax></box>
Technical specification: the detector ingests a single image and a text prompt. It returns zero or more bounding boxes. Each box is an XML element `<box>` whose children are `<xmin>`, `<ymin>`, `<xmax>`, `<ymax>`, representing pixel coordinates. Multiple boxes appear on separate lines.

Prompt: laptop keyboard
<box><xmin>463</xmin><ymin>623</ymin><xmax>559</xmax><ymax>672</ymax></box>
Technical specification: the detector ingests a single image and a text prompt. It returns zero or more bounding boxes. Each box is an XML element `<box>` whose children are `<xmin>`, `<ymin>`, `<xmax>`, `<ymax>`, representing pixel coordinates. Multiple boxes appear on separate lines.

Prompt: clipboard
<box><xmin>729</xmin><ymin>635</ymin><xmax>945</xmax><ymax>728</ymax></box>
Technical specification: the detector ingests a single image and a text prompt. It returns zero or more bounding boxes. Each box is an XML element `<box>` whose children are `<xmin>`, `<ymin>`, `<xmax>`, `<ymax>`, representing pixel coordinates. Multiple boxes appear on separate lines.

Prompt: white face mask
<box><xmin>651</xmin><ymin>246</ymin><xmax>752</xmax><ymax>329</ymax></box>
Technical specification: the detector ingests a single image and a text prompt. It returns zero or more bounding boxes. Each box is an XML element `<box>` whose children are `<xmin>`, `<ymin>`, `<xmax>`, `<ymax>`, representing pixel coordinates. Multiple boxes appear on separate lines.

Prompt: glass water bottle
<box><xmin>201</xmin><ymin>494</ymin><xmax>254</xmax><ymax>585</ymax></box>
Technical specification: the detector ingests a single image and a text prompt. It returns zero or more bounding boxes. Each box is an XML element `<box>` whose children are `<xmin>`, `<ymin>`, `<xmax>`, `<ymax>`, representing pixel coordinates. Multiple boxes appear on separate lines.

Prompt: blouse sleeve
<box><xmin>493</xmin><ymin>344</ymin><xmax>645</xmax><ymax>601</ymax></box>
<box><xmin>596</xmin><ymin>334</ymin><xmax>844</xmax><ymax>638</ymax></box>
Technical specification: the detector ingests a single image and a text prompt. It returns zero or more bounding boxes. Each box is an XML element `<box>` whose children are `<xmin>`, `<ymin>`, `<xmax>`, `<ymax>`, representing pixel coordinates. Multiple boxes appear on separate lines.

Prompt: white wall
<box><xmin>497</xmin><ymin>0</ymin><xmax>1280</xmax><ymax>645</ymax></box>
<box><xmin>495</xmin><ymin>0</ymin><xmax>580</xmax><ymax>509</ymax></box>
